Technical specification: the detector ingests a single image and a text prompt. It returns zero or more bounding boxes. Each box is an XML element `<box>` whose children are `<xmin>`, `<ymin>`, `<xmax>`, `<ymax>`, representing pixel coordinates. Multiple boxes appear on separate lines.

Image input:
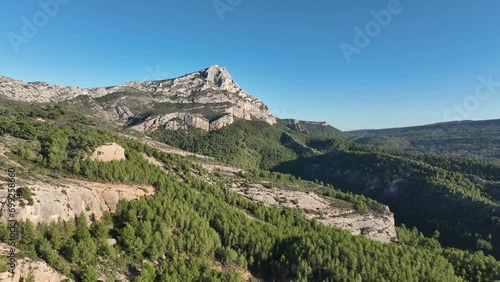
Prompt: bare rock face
<box><xmin>0</xmin><ymin>179</ymin><xmax>154</xmax><ymax>225</ymax></box>
<box><xmin>282</xmin><ymin>119</ymin><xmax>332</xmax><ymax>132</ymax></box>
<box><xmin>115</xmin><ymin>105</ymin><xmax>134</xmax><ymax>120</ymax></box>
<box><xmin>210</xmin><ymin>114</ymin><xmax>235</xmax><ymax>131</ymax></box>
<box><xmin>180</xmin><ymin>113</ymin><xmax>210</xmax><ymax>130</ymax></box>
<box><xmin>131</xmin><ymin>111</ymin><xmax>238</xmax><ymax>132</ymax></box>
<box><xmin>280</xmin><ymin>118</ymin><xmax>342</xmax><ymax>138</ymax></box>
<box><xmin>0</xmin><ymin>76</ymin><xmax>93</xmax><ymax>103</ymax></box>
<box><xmin>0</xmin><ymin>65</ymin><xmax>276</xmax><ymax>132</ymax></box>
<box><xmin>165</xmin><ymin>119</ymin><xmax>187</xmax><ymax>131</ymax></box>
<box><xmin>131</xmin><ymin>112</ymin><xmax>211</xmax><ymax>132</ymax></box>
<box><xmin>284</xmin><ymin>119</ymin><xmax>303</xmax><ymax>132</ymax></box>
<box><xmin>231</xmin><ymin>183</ymin><xmax>397</xmax><ymax>243</ymax></box>
<box><xmin>200</xmin><ymin>65</ymin><xmax>240</xmax><ymax>91</ymax></box>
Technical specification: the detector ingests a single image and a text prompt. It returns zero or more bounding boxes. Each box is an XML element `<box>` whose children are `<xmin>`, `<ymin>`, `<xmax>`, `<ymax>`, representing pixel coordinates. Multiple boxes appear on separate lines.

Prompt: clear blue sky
<box><xmin>1</xmin><ymin>0</ymin><xmax>500</xmax><ymax>131</ymax></box>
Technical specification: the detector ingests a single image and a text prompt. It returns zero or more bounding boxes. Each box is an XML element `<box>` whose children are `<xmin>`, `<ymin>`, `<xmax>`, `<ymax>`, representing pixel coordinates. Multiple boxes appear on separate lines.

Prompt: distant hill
<box><xmin>277</xmin><ymin>118</ymin><xmax>344</xmax><ymax>138</ymax></box>
<box><xmin>274</xmin><ymin>137</ymin><xmax>500</xmax><ymax>260</ymax></box>
<box><xmin>349</xmin><ymin>119</ymin><xmax>500</xmax><ymax>159</ymax></box>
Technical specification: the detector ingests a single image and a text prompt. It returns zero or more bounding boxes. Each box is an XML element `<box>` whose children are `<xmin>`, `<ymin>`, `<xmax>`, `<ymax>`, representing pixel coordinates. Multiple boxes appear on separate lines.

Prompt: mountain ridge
<box><xmin>0</xmin><ymin>65</ymin><xmax>277</xmax><ymax>132</ymax></box>
<box><xmin>277</xmin><ymin>118</ymin><xmax>344</xmax><ymax>138</ymax></box>
<box><xmin>350</xmin><ymin>118</ymin><xmax>500</xmax><ymax>133</ymax></box>
<box><xmin>348</xmin><ymin>118</ymin><xmax>500</xmax><ymax>159</ymax></box>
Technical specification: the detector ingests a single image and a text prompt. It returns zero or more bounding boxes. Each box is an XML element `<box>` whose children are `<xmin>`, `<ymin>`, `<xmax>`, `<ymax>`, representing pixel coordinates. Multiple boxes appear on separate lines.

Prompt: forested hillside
<box><xmin>150</xmin><ymin>115</ymin><xmax>500</xmax><ymax>259</ymax></box>
<box><xmin>145</xmin><ymin>114</ymin><xmax>500</xmax><ymax>280</ymax></box>
<box><xmin>152</xmin><ymin>120</ymin><xmax>304</xmax><ymax>170</ymax></box>
<box><xmin>1</xmin><ymin>103</ymin><xmax>499</xmax><ymax>281</ymax></box>
<box><xmin>274</xmin><ymin>140</ymin><xmax>500</xmax><ymax>260</ymax></box>
<box><xmin>349</xmin><ymin>119</ymin><xmax>500</xmax><ymax>159</ymax></box>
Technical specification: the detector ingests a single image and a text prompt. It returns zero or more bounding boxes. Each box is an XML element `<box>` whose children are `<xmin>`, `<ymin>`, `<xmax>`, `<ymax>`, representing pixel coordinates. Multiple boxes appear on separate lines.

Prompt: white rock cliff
<box><xmin>0</xmin><ymin>65</ymin><xmax>276</xmax><ymax>132</ymax></box>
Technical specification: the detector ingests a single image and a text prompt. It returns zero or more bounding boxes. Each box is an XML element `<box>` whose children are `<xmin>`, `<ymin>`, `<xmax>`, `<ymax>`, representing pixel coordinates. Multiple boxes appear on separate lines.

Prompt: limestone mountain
<box><xmin>0</xmin><ymin>65</ymin><xmax>276</xmax><ymax>132</ymax></box>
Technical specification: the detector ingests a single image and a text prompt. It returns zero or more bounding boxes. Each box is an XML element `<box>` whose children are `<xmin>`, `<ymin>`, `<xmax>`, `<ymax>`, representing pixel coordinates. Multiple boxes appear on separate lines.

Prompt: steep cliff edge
<box><xmin>278</xmin><ymin>118</ymin><xmax>343</xmax><ymax>138</ymax></box>
<box><xmin>0</xmin><ymin>140</ymin><xmax>154</xmax><ymax>225</ymax></box>
<box><xmin>229</xmin><ymin>182</ymin><xmax>397</xmax><ymax>243</ymax></box>
<box><xmin>0</xmin><ymin>178</ymin><xmax>154</xmax><ymax>225</ymax></box>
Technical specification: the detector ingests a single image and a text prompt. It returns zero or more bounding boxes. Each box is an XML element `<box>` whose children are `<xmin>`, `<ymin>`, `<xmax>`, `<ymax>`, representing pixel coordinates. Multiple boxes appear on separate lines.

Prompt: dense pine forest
<box><xmin>0</xmin><ymin>102</ymin><xmax>499</xmax><ymax>281</ymax></box>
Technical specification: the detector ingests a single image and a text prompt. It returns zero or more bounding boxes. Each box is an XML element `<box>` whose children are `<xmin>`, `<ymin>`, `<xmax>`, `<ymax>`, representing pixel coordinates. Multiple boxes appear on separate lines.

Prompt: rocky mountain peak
<box><xmin>0</xmin><ymin>65</ymin><xmax>277</xmax><ymax>131</ymax></box>
<box><xmin>199</xmin><ymin>65</ymin><xmax>238</xmax><ymax>91</ymax></box>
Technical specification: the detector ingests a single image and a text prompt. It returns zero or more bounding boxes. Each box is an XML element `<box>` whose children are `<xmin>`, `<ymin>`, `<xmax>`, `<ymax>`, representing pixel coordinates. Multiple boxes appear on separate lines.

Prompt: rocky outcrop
<box><xmin>0</xmin><ymin>65</ymin><xmax>276</xmax><ymax>131</ymax></box>
<box><xmin>209</xmin><ymin>114</ymin><xmax>234</xmax><ymax>131</ymax></box>
<box><xmin>131</xmin><ymin>112</ymin><xmax>239</xmax><ymax>132</ymax></box>
<box><xmin>200</xmin><ymin>65</ymin><xmax>240</xmax><ymax>91</ymax></box>
<box><xmin>165</xmin><ymin>118</ymin><xmax>187</xmax><ymax>131</ymax></box>
<box><xmin>0</xmin><ymin>179</ymin><xmax>154</xmax><ymax>225</ymax></box>
<box><xmin>283</xmin><ymin>119</ymin><xmax>330</xmax><ymax>131</ymax></box>
<box><xmin>0</xmin><ymin>76</ymin><xmax>94</xmax><ymax>103</ymax></box>
<box><xmin>283</xmin><ymin>119</ymin><xmax>304</xmax><ymax>132</ymax></box>
<box><xmin>115</xmin><ymin>105</ymin><xmax>134</xmax><ymax>120</ymax></box>
<box><xmin>279</xmin><ymin>118</ymin><xmax>342</xmax><ymax>138</ymax></box>
<box><xmin>231</xmin><ymin>183</ymin><xmax>397</xmax><ymax>243</ymax></box>
<box><xmin>224</xmin><ymin>104</ymin><xmax>274</xmax><ymax>124</ymax></box>
<box><xmin>131</xmin><ymin>112</ymin><xmax>210</xmax><ymax>132</ymax></box>
<box><xmin>0</xmin><ymin>243</ymin><xmax>72</xmax><ymax>282</ymax></box>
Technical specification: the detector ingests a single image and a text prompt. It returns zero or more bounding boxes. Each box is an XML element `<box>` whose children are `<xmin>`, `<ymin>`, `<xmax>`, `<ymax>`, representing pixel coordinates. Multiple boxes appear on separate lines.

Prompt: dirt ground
<box><xmin>91</xmin><ymin>142</ymin><xmax>126</xmax><ymax>162</ymax></box>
